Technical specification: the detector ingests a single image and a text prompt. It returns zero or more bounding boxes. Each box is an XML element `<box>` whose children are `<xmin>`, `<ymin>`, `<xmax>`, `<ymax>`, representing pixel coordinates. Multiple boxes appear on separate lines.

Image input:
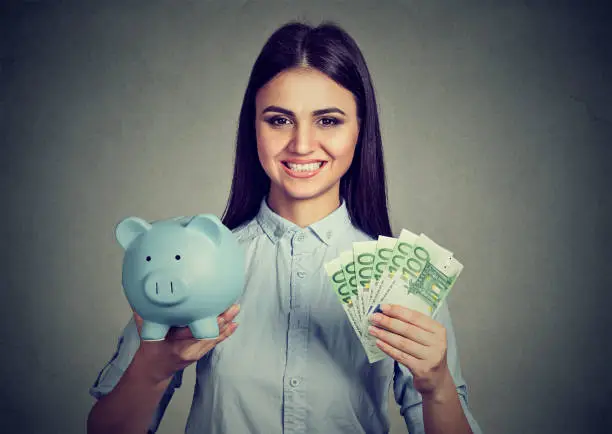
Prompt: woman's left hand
<box><xmin>368</xmin><ymin>303</ymin><xmax>452</xmax><ymax>397</ymax></box>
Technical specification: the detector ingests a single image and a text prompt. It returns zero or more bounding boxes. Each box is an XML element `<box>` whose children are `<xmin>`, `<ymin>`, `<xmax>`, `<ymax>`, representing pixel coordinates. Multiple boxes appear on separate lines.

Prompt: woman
<box><xmin>87</xmin><ymin>21</ymin><xmax>482</xmax><ymax>434</ymax></box>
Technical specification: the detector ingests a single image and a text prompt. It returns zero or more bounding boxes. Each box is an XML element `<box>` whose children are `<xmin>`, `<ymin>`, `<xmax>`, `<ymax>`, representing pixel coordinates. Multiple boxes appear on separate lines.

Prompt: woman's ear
<box><xmin>115</xmin><ymin>217</ymin><xmax>152</xmax><ymax>250</ymax></box>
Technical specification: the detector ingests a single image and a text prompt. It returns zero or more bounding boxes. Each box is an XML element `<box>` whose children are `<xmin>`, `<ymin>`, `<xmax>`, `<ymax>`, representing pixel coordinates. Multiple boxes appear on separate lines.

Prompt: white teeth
<box><xmin>286</xmin><ymin>162</ymin><xmax>323</xmax><ymax>172</ymax></box>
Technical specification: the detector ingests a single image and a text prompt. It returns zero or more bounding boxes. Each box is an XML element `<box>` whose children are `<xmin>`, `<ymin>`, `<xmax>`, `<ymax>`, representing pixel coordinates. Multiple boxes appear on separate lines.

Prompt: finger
<box><xmin>380</xmin><ymin>304</ymin><xmax>441</xmax><ymax>333</ymax></box>
<box><xmin>190</xmin><ymin>322</ymin><xmax>237</xmax><ymax>349</ymax></box>
<box><xmin>369</xmin><ymin>326</ymin><xmax>428</xmax><ymax>359</ymax></box>
<box><xmin>369</xmin><ymin>313</ymin><xmax>432</xmax><ymax>346</ymax></box>
<box><xmin>214</xmin><ymin>322</ymin><xmax>238</xmax><ymax>343</ymax></box>
<box><xmin>186</xmin><ymin>323</ymin><xmax>238</xmax><ymax>356</ymax></box>
<box><xmin>218</xmin><ymin>304</ymin><xmax>241</xmax><ymax>324</ymax></box>
<box><xmin>182</xmin><ymin>323</ymin><xmax>239</xmax><ymax>362</ymax></box>
<box><xmin>376</xmin><ymin>338</ymin><xmax>421</xmax><ymax>369</ymax></box>
<box><xmin>210</xmin><ymin>320</ymin><xmax>233</xmax><ymax>340</ymax></box>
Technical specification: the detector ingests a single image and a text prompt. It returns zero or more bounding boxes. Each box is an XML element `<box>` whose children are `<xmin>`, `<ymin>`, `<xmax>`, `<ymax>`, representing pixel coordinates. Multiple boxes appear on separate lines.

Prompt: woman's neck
<box><xmin>267</xmin><ymin>189</ymin><xmax>341</xmax><ymax>228</ymax></box>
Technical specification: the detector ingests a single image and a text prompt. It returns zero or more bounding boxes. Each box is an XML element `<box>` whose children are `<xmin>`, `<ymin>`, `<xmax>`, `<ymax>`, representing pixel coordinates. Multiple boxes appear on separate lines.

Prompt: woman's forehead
<box><xmin>255</xmin><ymin>67</ymin><xmax>357</xmax><ymax>115</ymax></box>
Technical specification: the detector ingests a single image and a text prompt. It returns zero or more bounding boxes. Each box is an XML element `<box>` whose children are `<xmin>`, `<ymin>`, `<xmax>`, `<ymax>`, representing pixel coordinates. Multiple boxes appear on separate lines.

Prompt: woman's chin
<box><xmin>273</xmin><ymin>183</ymin><xmax>338</xmax><ymax>203</ymax></box>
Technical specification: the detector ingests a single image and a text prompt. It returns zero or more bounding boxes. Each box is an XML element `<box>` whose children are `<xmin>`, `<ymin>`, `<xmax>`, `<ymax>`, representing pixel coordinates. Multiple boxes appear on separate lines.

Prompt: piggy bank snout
<box><xmin>143</xmin><ymin>271</ymin><xmax>188</xmax><ymax>306</ymax></box>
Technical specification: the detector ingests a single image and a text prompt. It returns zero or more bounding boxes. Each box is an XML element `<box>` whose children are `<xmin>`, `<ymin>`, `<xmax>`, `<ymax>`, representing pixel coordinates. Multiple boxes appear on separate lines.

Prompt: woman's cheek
<box><xmin>325</xmin><ymin>139</ymin><xmax>357</xmax><ymax>166</ymax></box>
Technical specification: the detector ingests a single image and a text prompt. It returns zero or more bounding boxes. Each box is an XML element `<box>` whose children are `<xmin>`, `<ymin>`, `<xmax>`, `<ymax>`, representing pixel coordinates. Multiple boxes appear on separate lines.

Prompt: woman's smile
<box><xmin>280</xmin><ymin>159</ymin><xmax>328</xmax><ymax>178</ymax></box>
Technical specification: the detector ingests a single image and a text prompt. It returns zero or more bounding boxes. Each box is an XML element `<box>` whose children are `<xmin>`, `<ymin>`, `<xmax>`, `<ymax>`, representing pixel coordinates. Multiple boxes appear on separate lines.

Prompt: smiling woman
<box><xmin>221</xmin><ymin>21</ymin><xmax>393</xmax><ymax>235</ymax></box>
<box><xmin>255</xmin><ymin>67</ymin><xmax>360</xmax><ymax>218</ymax></box>
<box><xmin>87</xmin><ymin>20</ymin><xmax>482</xmax><ymax>434</ymax></box>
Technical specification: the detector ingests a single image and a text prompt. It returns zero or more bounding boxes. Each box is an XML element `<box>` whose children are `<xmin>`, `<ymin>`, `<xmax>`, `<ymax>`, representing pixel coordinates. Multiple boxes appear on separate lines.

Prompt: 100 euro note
<box><xmin>324</xmin><ymin>257</ymin><xmax>362</xmax><ymax>339</ymax></box>
<box><xmin>354</xmin><ymin>236</ymin><xmax>405</xmax><ymax>364</ymax></box>
<box><xmin>352</xmin><ymin>241</ymin><xmax>377</xmax><ymax>318</ymax></box>
<box><xmin>359</xmin><ymin>232</ymin><xmax>460</xmax><ymax>364</ymax></box>
<box><xmin>325</xmin><ymin>256</ymin><xmax>385</xmax><ymax>363</ymax></box>
<box><xmin>370</xmin><ymin>229</ymin><xmax>419</xmax><ymax>312</ymax></box>
<box><xmin>339</xmin><ymin>250</ymin><xmax>363</xmax><ymax>325</ymax></box>
<box><xmin>382</xmin><ymin>234</ymin><xmax>454</xmax><ymax>315</ymax></box>
<box><xmin>364</xmin><ymin>235</ymin><xmax>398</xmax><ymax>316</ymax></box>
<box><xmin>326</xmin><ymin>233</ymin><xmax>465</xmax><ymax>364</ymax></box>
<box><xmin>404</xmin><ymin>256</ymin><xmax>464</xmax><ymax>317</ymax></box>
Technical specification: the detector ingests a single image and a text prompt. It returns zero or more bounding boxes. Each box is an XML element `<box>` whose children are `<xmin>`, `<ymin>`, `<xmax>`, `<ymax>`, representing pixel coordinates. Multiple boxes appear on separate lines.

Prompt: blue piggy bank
<box><xmin>115</xmin><ymin>214</ymin><xmax>245</xmax><ymax>341</ymax></box>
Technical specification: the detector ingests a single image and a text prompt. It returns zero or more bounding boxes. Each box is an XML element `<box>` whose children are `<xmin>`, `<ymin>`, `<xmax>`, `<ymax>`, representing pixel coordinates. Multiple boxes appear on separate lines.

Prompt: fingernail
<box><xmin>232</xmin><ymin>304</ymin><xmax>241</xmax><ymax>315</ymax></box>
<box><xmin>368</xmin><ymin>325</ymin><xmax>377</xmax><ymax>335</ymax></box>
<box><xmin>370</xmin><ymin>313</ymin><xmax>382</xmax><ymax>323</ymax></box>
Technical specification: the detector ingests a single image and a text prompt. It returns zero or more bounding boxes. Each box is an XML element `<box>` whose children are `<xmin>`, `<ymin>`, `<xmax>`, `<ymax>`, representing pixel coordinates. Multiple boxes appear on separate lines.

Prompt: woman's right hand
<box><xmin>131</xmin><ymin>304</ymin><xmax>240</xmax><ymax>384</ymax></box>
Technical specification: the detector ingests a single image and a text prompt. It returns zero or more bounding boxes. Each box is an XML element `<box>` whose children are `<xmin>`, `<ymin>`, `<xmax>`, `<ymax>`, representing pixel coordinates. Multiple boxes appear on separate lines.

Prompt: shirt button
<box><xmin>289</xmin><ymin>377</ymin><xmax>300</xmax><ymax>387</ymax></box>
<box><xmin>297</xmin><ymin>271</ymin><xmax>306</xmax><ymax>278</ymax></box>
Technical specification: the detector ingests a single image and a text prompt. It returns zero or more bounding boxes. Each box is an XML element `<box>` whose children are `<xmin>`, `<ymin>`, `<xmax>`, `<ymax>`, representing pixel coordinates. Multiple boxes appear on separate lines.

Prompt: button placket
<box><xmin>283</xmin><ymin>231</ymin><xmax>310</xmax><ymax>433</ymax></box>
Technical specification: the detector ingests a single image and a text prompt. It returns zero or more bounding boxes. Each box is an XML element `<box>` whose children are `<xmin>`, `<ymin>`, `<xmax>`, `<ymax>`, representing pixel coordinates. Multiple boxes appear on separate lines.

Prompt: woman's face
<box><xmin>255</xmin><ymin>67</ymin><xmax>360</xmax><ymax>206</ymax></box>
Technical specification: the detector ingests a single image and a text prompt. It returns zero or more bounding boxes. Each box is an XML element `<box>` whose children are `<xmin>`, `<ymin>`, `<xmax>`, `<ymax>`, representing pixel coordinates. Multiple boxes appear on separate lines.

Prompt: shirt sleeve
<box><xmin>392</xmin><ymin>300</ymin><xmax>483</xmax><ymax>434</ymax></box>
<box><xmin>89</xmin><ymin>316</ymin><xmax>184</xmax><ymax>434</ymax></box>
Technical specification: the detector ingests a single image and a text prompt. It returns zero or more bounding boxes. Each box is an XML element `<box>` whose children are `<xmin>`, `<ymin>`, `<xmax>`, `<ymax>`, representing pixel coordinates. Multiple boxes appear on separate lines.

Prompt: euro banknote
<box><xmin>325</xmin><ymin>230</ymin><xmax>464</xmax><ymax>364</ymax></box>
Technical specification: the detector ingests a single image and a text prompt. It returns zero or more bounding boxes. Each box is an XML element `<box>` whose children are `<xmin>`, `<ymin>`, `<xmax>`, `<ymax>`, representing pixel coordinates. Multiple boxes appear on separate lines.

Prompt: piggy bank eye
<box><xmin>175</xmin><ymin>255</ymin><xmax>181</xmax><ymax>260</ymax></box>
<box><xmin>146</xmin><ymin>256</ymin><xmax>151</xmax><ymax>262</ymax></box>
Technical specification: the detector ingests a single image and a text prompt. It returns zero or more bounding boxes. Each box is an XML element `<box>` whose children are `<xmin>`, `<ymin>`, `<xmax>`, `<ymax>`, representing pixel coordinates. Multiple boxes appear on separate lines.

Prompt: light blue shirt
<box><xmin>90</xmin><ymin>197</ymin><xmax>482</xmax><ymax>434</ymax></box>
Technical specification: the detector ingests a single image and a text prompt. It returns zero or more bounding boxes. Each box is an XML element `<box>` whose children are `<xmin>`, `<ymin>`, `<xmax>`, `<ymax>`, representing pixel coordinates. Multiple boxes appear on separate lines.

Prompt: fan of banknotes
<box><xmin>324</xmin><ymin>229</ymin><xmax>464</xmax><ymax>364</ymax></box>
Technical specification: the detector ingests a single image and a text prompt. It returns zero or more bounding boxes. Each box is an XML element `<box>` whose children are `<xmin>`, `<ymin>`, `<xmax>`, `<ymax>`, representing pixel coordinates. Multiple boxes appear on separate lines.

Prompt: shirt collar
<box><xmin>256</xmin><ymin>196</ymin><xmax>352</xmax><ymax>246</ymax></box>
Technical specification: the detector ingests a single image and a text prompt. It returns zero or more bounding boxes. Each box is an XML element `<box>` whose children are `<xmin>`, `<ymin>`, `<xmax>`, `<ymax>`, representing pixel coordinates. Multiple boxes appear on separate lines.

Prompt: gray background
<box><xmin>3</xmin><ymin>1</ymin><xmax>611</xmax><ymax>433</ymax></box>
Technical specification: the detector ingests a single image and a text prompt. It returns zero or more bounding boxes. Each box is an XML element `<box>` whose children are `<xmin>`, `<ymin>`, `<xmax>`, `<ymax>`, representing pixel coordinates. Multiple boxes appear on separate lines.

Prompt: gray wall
<box><xmin>3</xmin><ymin>1</ymin><xmax>611</xmax><ymax>433</ymax></box>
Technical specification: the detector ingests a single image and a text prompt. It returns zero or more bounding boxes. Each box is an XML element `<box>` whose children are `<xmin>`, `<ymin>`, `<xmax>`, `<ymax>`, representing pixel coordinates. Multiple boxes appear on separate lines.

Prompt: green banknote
<box><xmin>324</xmin><ymin>257</ymin><xmax>361</xmax><ymax>338</ymax></box>
<box><xmin>382</xmin><ymin>233</ymin><xmax>453</xmax><ymax>311</ymax></box>
<box><xmin>326</xmin><ymin>231</ymin><xmax>465</xmax><ymax>364</ymax></box>
<box><xmin>325</xmin><ymin>255</ymin><xmax>386</xmax><ymax>363</ymax></box>
<box><xmin>366</xmin><ymin>236</ymin><xmax>397</xmax><ymax>314</ymax></box>
<box><xmin>402</xmin><ymin>256</ymin><xmax>463</xmax><ymax>316</ymax></box>
<box><xmin>353</xmin><ymin>241</ymin><xmax>377</xmax><ymax>317</ymax></box>
<box><xmin>339</xmin><ymin>249</ymin><xmax>363</xmax><ymax>325</ymax></box>
<box><xmin>372</xmin><ymin>229</ymin><xmax>419</xmax><ymax>311</ymax></box>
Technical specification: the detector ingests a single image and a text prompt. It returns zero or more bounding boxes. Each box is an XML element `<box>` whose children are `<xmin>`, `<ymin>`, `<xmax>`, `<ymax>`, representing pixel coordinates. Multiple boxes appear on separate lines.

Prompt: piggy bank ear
<box><xmin>185</xmin><ymin>214</ymin><xmax>222</xmax><ymax>246</ymax></box>
<box><xmin>115</xmin><ymin>217</ymin><xmax>152</xmax><ymax>250</ymax></box>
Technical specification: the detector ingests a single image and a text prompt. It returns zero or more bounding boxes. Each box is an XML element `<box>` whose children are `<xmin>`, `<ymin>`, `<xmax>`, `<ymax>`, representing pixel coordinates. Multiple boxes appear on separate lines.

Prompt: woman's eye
<box><xmin>318</xmin><ymin>117</ymin><xmax>341</xmax><ymax>127</ymax></box>
<box><xmin>266</xmin><ymin>116</ymin><xmax>291</xmax><ymax>127</ymax></box>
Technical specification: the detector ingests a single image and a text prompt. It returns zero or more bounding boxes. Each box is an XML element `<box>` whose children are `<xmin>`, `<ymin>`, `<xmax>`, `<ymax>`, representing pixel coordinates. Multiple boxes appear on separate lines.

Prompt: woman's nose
<box><xmin>288</xmin><ymin>124</ymin><xmax>317</xmax><ymax>154</ymax></box>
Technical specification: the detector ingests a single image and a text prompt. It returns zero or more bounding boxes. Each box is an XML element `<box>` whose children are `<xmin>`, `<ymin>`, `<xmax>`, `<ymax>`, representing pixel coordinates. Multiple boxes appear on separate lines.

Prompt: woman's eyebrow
<box><xmin>313</xmin><ymin>107</ymin><xmax>346</xmax><ymax>116</ymax></box>
<box><xmin>262</xmin><ymin>105</ymin><xmax>346</xmax><ymax>116</ymax></box>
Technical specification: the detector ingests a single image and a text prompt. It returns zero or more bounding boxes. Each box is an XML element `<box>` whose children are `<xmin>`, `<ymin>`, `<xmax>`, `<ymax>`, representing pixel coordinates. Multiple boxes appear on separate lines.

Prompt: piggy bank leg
<box><xmin>188</xmin><ymin>317</ymin><xmax>219</xmax><ymax>339</ymax></box>
<box><xmin>141</xmin><ymin>321</ymin><xmax>170</xmax><ymax>341</ymax></box>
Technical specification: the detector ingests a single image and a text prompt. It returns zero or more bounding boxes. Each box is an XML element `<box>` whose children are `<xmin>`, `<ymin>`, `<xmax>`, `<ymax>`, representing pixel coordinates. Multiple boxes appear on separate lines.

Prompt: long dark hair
<box><xmin>221</xmin><ymin>21</ymin><xmax>393</xmax><ymax>238</ymax></box>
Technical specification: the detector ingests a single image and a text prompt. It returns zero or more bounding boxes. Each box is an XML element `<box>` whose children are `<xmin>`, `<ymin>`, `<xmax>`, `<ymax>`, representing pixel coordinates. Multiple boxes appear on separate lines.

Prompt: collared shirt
<box><xmin>90</xmin><ymin>197</ymin><xmax>482</xmax><ymax>434</ymax></box>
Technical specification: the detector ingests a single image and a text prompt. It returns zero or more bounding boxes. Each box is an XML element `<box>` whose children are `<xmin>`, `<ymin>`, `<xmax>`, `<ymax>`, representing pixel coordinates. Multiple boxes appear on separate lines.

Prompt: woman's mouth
<box><xmin>281</xmin><ymin>161</ymin><xmax>327</xmax><ymax>178</ymax></box>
